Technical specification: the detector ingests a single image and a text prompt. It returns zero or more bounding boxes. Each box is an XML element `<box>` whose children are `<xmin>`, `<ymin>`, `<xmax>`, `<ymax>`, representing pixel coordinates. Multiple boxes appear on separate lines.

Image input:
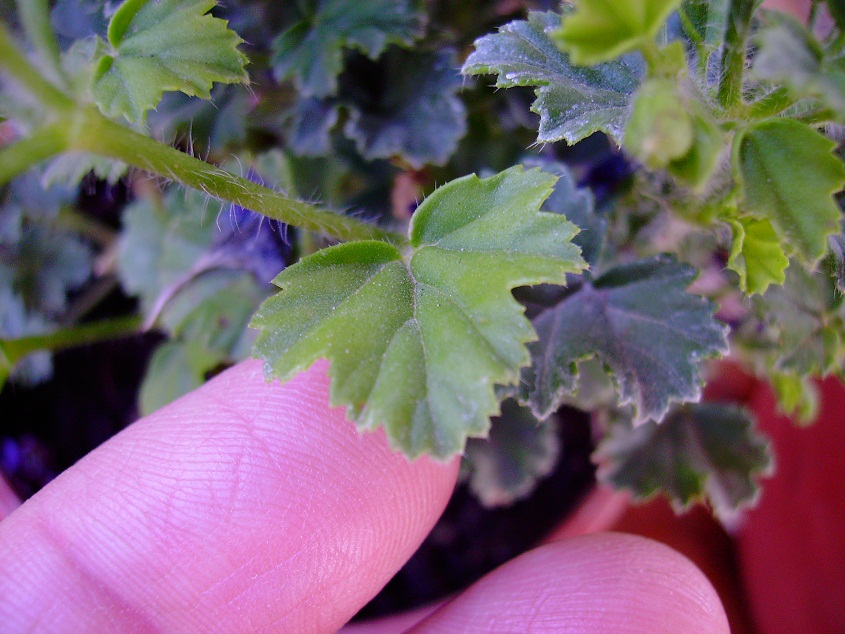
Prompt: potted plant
<box><xmin>1</xmin><ymin>0</ymin><xmax>843</xmax><ymax>629</ymax></box>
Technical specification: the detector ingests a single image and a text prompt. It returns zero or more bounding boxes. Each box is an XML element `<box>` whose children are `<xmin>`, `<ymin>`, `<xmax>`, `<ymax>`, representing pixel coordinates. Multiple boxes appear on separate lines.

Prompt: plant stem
<box><xmin>0</xmin><ymin>121</ymin><xmax>69</xmax><ymax>186</ymax></box>
<box><xmin>717</xmin><ymin>0</ymin><xmax>756</xmax><ymax>109</ymax></box>
<box><xmin>16</xmin><ymin>0</ymin><xmax>63</xmax><ymax>83</ymax></box>
<box><xmin>0</xmin><ymin>21</ymin><xmax>73</xmax><ymax>112</ymax></box>
<box><xmin>70</xmin><ymin>108</ymin><xmax>404</xmax><ymax>244</ymax></box>
<box><xmin>0</xmin><ymin>315</ymin><xmax>143</xmax><ymax>366</ymax></box>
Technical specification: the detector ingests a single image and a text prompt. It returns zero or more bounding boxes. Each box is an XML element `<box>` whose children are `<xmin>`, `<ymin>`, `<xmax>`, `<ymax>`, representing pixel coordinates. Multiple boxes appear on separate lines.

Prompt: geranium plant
<box><xmin>2</xmin><ymin>0</ymin><xmax>843</xmax><ymax>522</ymax></box>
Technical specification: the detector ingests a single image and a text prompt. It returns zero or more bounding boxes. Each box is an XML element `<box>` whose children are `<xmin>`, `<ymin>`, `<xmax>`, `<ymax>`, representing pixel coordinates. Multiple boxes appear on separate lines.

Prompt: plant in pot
<box><xmin>0</xmin><ymin>0</ymin><xmax>843</xmax><ymax>628</ymax></box>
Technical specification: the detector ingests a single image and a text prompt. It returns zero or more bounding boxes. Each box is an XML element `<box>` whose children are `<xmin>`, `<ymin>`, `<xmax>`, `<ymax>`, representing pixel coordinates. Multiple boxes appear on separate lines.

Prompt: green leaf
<box><xmin>518</xmin><ymin>256</ymin><xmax>728</xmax><ymax>422</ymax></box>
<box><xmin>92</xmin><ymin>0</ymin><xmax>248</xmax><ymax>123</ymax></box>
<box><xmin>343</xmin><ymin>48</ymin><xmax>466</xmax><ymax>169</ymax></box>
<box><xmin>753</xmin><ymin>11</ymin><xmax>845</xmax><ymax>121</ymax></box>
<box><xmin>252</xmin><ymin>166</ymin><xmax>587</xmax><ymax>459</ymax></box>
<box><xmin>769</xmin><ymin>371</ymin><xmax>820</xmax><ymax>424</ymax></box>
<box><xmin>727</xmin><ymin>217</ymin><xmax>789</xmax><ymax>295</ymax></box>
<box><xmin>271</xmin><ymin>0</ymin><xmax>424</xmax><ymax>98</ymax></box>
<box><xmin>462</xmin><ymin>11</ymin><xmax>643</xmax><ymax>144</ymax></box>
<box><xmin>733</xmin><ymin>119</ymin><xmax>845</xmax><ymax>264</ymax></box>
<box><xmin>595</xmin><ymin>403</ymin><xmax>773</xmax><ymax>522</ymax></box>
<box><xmin>753</xmin><ymin>264</ymin><xmax>843</xmax><ymax>376</ymax></box>
<box><xmin>139</xmin><ymin>340</ymin><xmax>222</xmax><ymax>415</ymax></box>
<box><xmin>667</xmin><ymin>108</ymin><xmax>724</xmax><ymax>190</ymax></box>
<box><xmin>463</xmin><ymin>399</ymin><xmax>560</xmax><ymax>508</ymax></box>
<box><xmin>552</xmin><ymin>0</ymin><xmax>683</xmax><ymax>66</ymax></box>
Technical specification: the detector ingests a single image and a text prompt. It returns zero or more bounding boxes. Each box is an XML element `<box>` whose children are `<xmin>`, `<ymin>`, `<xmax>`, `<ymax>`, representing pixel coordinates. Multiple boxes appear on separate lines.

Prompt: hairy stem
<box><xmin>0</xmin><ymin>315</ymin><xmax>142</xmax><ymax>366</ymax></box>
<box><xmin>718</xmin><ymin>0</ymin><xmax>756</xmax><ymax>109</ymax></box>
<box><xmin>71</xmin><ymin>108</ymin><xmax>403</xmax><ymax>244</ymax></box>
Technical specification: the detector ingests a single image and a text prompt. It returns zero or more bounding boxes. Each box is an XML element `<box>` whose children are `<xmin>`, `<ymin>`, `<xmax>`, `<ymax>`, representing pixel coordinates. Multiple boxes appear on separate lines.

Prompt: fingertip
<box><xmin>413</xmin><ymin>533</ymin><xmax>730</xmax><ymax>633</ymax></box>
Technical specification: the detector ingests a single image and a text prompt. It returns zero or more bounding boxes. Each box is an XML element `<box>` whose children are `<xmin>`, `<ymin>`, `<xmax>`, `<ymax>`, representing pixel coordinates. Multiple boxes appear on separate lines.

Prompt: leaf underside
<box><xmin>92</xmin><ymin>0</ymin><xmax>248</xmax><ymax>123</ymax></box>
<box><xmin>252</xmin><ymin>166</ymin><xmax>586</xmax><ymax>459</ymax></box>
<box><xmin>462</xmin><ymin>11</ymin><xmax>642</xmax><ymax>145</ymax></box>
<box><xmin>518</xmin><ymin>256</ymin><xmax>729</xmax><ymax>423</ymax></box>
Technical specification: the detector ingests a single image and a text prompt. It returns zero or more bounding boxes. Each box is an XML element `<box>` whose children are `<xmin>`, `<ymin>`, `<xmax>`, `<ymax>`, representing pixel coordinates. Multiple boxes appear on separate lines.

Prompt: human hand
<box><xmin>0</xmin><ymin>360</ymin><xmax>728</xmax><ymax>632</ymax></box>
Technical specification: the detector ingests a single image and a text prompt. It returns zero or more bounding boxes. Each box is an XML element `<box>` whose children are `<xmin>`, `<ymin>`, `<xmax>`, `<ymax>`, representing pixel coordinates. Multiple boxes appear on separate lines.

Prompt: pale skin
<box><xmin>0</xmin><ymin>360</ymin><xmax>729</xmax><ymax>633</ymax></box>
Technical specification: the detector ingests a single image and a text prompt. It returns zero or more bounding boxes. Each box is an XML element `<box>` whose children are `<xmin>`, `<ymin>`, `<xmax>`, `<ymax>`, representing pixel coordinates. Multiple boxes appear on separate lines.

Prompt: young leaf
<box><xmin>463</xmin><ymin>399</ymin><xmax>560</xmax><ymax>508</ymax></box>
<box><xmin>519</xmin><ymin>256</ymin><xmax>728</xmax><ymax>423</ymax></box>
<box><xmin>769</xmin><ymin>371</ymin><xmax>820</xmax><ymax>424</ymax></box>
<box><xmin>552</xmin><ymin>0</ymin><xmax>683</xmax><ymax>66</ymax></box>
<box><xmin>624</xmin><ymin>78</ymin><xmax>695</xmax><ymax>170</ymax></box>
<box><xmin>733</xmin><ymin>119</ymin><xmax>845</xmax><ymax>264</ymax></box>
<box><xmin>92</xmin><ymin>0</ymin><xmax>249</xmax><ymax>123</ymax></box>
<box><xmin>271</xmin><ymin>0</ymin><xmax>424</xmax><ymax>98</ymax></box>
<box><xmin>252</xmin><ymin>167</ymin><xmax>587</xmax><ymax>459</ymax></box>
<box><xmin>753</xmin><ymin>11</ymin><xmax>845</xmax><ymax>121</ymax></box>
<box><xmin>343</xmin><ymin>49</ymin><xmax>466</xmax><ymax>169</ymax></box>
<box><xmin>595</xmin><ymin>403</ymin><xmax>773</xmax><ymax>522</ymax></box>
<box><xmin>727</xmin><ymin>217</ymin><xmax>789</xmax><ymax>295</ymax></box>
<box><xmin>462</xmin><ymin>11</ymin><xmax>642</xmax><ymax>144</ymax></box>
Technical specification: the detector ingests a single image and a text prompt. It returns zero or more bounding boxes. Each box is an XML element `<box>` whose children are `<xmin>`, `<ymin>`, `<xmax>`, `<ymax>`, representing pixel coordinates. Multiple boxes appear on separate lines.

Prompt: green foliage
<box><xmin>271</xmin><ymin>0</ymin><xmax>424</xmax><ymax>98</ymax></box>
<box><xmin>733</xmin><ymin>119</ymin><xmax>845</xmax><ymax>264</ymax></box>
<box><xmin>552</xmin><ymin>0</ymin><xmax>683</xmax><ymax>66</ymax></box>
<box><xmin>462</xmin><ymin>11</ymin><xmax>642</xmax><ymax>144</ymax></box>
<box><xmin>92</xmin><ymin>0</ymin><xmax>248</xmax><ymax>122</ymax></box>
<box><xmin>253</xmin><ymin>167</ymin><xmax>586</xmax><ymax>458</ymax></box>
<box><xmin>518</xmin><ymin>256</ymin><xmax>728</xmax><ymax>423</ymax></box>
<box><xmin>595</xmin><ymin>403</ymin><xmax>772</xmax><ymax>521</ymax></box>
<box><xmin>727</xmin><ymin>217</ymin><xmax>789</xmax><ymax>295</ymax></box>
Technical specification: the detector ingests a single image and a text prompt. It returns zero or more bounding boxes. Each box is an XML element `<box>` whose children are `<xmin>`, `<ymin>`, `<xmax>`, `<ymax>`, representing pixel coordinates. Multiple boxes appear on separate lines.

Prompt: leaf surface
<box><xmin>595</xmin><ymin>403</ymin><xmax>772</xmax><ymax>522</ymax></box>
<box><xmin>519</xmin><ymin>256</ymin><xmax>728</xmax><ymax>422</ymax></box>
<box><xmin>727</xmin><ymin>217</ymin><xmax>789</xmax><ymax>295</ymax></box>
<box><xmin>271</xmin><ymin>0</ymin><xmax>424</xmax><ymax>98</ymax></box>
<box><xmin>462</xmin><ymin>11</ymin><xmax>642</xmax><ymax>144</ymax></box>
<box><xmin>252</xmin><ymin>167</ymin><xmax>586</xmax><ymax>458</ymax></box>
<box><xmin>92</xmin><ymin>0</ymin><xmax>248</xmax><ymax>123</ymax></box>
<box><xmin>553</xmin><ymin>0</ymin><xmax>682</xmax><ymax>65</ymax></box>
<box><xmin>733</xmin><ymin>119</ymin><xmax>845</xmax><ymax>264</ymax></box>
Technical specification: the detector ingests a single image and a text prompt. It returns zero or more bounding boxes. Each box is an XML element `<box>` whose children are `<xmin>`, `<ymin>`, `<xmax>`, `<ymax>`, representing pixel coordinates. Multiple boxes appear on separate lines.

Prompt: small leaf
<box><xmin>92</xmin><ymin>0</ymin><xmax>248</xmax><ymax>123</ymax></box>
<box><xmin>727</xmin><ymin>217</ymin><xmax>789</xmax><ymax>295</ymax></box>
<box><xmin>463</xmin><ymin>399</ymin><xmax>560</xmax><ymax>508</ymax></box>
<box><xmin>667</xmin><ymin>108</ymin><xmax>724</xmax><ymax>190</ymax></box>
<box><xmin>753</xmin><ymin>11</ymin><xmax>845</xmax><ymax>121</ymax></box>
<box><xmin>733</xmin><ymin>119</ymin><xmax>845</xmax><ymax>264</ymax></box>
<box><xmin>139</xmin><ymin>340</ymin><xmax>222</xmax><ymax>415</ymax></box>
<box><xmin>462</xmin><ymin>11</ymin><xmax>643</xmax><ymax>145</ymax></box>
<box><xmin>252</xmin><ymin>166</ymin><xmax>587</xmax><ymax>459</ymax></box>
<box><xmin>769</xmin><ymin>371</ymin><xmax>820</xmax><ymax>424</ymax></box>
<box><xmin>552</xmin><ymin>0</ymin><xmax>683</xmax><ymax>66</ymax></box>
<box><xmin>343</xmin><ymin>48</ymin><xmax>466</xmax><ymax>169</ymax></box>
<box><xmin>595</xmin><ymin>403</ymin><xmax>773</xmax><ymax>522</ymax></box>
<box><xmin>271</xmin><ymin>0</ymin><xmax>424</xmax><ymax>98</ymax></box>
<box><xmin>519</xmin><ymin>256</ymin><xmax>728</xmax><ymax>423</ymax></box>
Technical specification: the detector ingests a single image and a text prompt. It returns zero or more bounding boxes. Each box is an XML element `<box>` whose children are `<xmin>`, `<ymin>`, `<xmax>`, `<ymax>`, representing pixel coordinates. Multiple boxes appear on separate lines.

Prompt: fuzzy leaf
<box><xmin>624</xmin><ymin>78</ymin><xmax>694</xmax><ymax>169</ymax></box>
<box><xmin>343</xmin><ymin>48</ymin><xmax>466</xmax><ymax>169</ymax></box>
<box><xmin>252</xmin><ymin>167</ymin><xmax>586</xmax><ymax>459</ymax></box>
<box><xmin>552</xmin><ymin>0</ymin><xmax>683</xmax><ymax>66</ymax></box>
<box><xmin>519</xmin><ymin>256</ymin><xmax>728</xmax><ymax>423</ymax></box>
<box><xmin>462</xmin><ymin>11</ymin><xmax>642</xmax><ymax>144</ymax></box>
<box><xmin>271</xmin><ymin>0</ymin><xmax>424</xmax><ymax>98</ymax></box>
<box><xmin>595</xmin><ymin>403</ymin><xmax>772</xmax><ymax>522</ymax></box>
<box><xmin>92</xmin><ymin>0</ymin><xmax>248</xmax><ymax>123</ymax></box>
<box><xmin>463</xmin><ymin>399</ymin><xmax>559</xmax><ymax>508</ymax></box>
<box><xmin>727</xmin><ymin>217</ymin><xmax>789</xmax><ymax>295</ymax></box>
<box><xmin>733</xmin><ymin>119</ymin><xmax>845</xmax><ymax>264</ymax></box>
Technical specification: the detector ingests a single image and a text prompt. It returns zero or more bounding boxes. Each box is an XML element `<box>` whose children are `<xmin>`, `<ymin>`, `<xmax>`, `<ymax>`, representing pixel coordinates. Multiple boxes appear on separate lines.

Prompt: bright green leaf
<box><xmin>624</xmin><ymin>79</ymin><xmax>695</xmax><ymax>169</ymax></box>
<box><xmin>667</xmin><ymin>108</ymin><xmax>724</xmax><ymax>190</ymax></box>
<box><xmin>271</xmin><ymin>0</ymin><xmax>424</xmax><ymax>98</ymax></box>
<box><xmin>462</xmin><ymin>11</ymin><xmax>642</xmax><ymax>144</ymax></box>
<box><xmin>595</xmin><ymin>403</ymin><xmax>772</xmax><ymax>522</ymax></box>
<box><xmin>92</xmin><ymin>0</ymin><xmax>248</xmax><ymax>123</ymax></box>
<box><xmin>769</xmin><ymin>371</ymin><xmax>820</xmax><ymax>424</ymax></box>
<box><xmin>518</xmin><ymin>256</ymin><xmax>728</xmax><ymax>423</ymax></box>
<box><xmin>727</xmin><ymin>217</ymin><xmax>789</xmax><ymax>295</ymax></box>
<box><xmin>733</xmin><ymin>119</ymin><xmax>845</xmax><ymax>264</ymax></box>
<box><xmin>463</xmin><ymin>399</ymin><xmax>560</xmax><ymax>508</ymax></box>
<box><xmin>552</xmin><ymin>0</ymin><xmax>683</xmax><ymax>66</ymax></box>
<box><xmin>252</xmin><ymin>167</ymin><xmax>586</xmax><ymax>459</ymax></box>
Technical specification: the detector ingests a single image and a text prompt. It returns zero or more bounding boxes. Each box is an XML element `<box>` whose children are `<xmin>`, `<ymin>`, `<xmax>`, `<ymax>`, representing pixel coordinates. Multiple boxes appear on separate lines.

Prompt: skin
<box><xmin>0</xmin><ymin>360</ymin><xmax>729</xmax><ymax>633</ymax></box>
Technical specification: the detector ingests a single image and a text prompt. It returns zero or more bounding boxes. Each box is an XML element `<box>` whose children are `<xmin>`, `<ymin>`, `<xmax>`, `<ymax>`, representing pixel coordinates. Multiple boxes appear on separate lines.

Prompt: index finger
<box><xmin>0</xmin><ymin>360</ymin><xmax>459</xmax><ymax>632</ymax></box>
